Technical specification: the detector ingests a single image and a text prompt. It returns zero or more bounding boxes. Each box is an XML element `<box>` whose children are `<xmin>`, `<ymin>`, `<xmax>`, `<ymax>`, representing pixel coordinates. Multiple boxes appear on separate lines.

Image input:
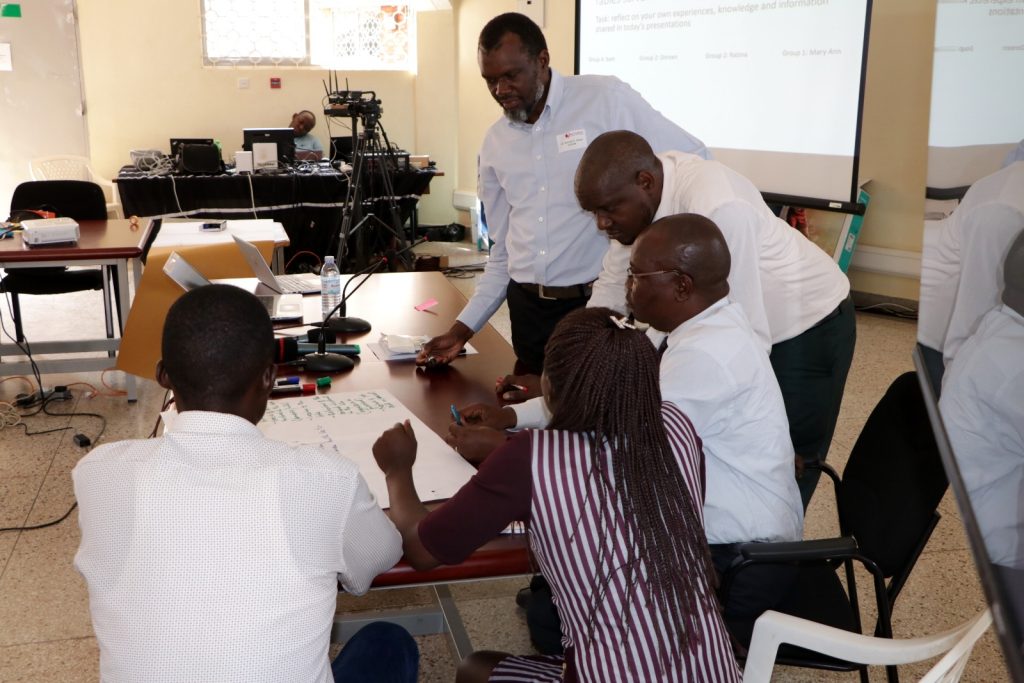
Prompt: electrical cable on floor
<box><xmin>0</xmin><ymin>394</ymin><xmax>108</xmax><ymax>533</ymax></box>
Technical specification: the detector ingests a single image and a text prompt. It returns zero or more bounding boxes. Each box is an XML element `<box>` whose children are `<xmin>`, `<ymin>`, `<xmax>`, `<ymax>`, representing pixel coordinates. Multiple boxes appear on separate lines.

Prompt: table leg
<box><xmin>115</xmin><ymin>259</ymin><xmax>137</xmax><ymax>402</ymax></box>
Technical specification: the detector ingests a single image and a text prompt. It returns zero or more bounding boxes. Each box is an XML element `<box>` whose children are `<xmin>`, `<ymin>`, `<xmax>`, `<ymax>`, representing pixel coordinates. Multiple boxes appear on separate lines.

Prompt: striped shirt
<box><xmin>419</xmin><ymin>403</ymin><xmax>740</xmax><ymax>682</ymax></box>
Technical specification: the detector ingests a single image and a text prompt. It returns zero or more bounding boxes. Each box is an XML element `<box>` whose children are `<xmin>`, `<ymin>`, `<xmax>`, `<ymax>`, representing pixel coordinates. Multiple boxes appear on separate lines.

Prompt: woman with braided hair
<box><xmin>373</xmin><ymin>306</ymin><xmax>740</xmax><ymax>682</ymax></box>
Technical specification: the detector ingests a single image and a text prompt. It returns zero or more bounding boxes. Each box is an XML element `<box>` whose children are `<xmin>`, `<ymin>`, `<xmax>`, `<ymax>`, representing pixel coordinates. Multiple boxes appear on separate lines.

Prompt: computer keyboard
<box><xmin>20</xmin><ymin>217</ymin><xmax>79</xmax><ymax>229</ymax></box>
<box><xmin>276</xmin><ymin>274</ymin><xmax>321</xmax><ymax>293</ymax></box>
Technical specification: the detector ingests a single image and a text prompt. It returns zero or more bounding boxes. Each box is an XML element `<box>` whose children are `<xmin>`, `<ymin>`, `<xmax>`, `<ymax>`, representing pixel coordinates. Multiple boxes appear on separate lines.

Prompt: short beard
<box><xmin>502</xmin><ymin>72</ymin><xmax>547</xmax><ymax>123</ymax></box>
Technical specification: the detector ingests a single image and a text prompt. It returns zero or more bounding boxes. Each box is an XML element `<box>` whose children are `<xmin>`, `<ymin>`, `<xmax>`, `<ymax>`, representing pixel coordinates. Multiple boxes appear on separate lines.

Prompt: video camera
<box><xmin>324</xmin><ymin>90</ymin><xmax>382</xmax><ymax>126</ymax></box>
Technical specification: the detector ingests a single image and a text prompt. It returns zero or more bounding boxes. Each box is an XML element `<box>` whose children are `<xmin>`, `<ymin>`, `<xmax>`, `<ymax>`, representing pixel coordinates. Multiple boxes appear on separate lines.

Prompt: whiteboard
<box><xmin>258</xmin><ymin>389</ymin><xmax>477</xmax><ymax>507</ymax></box>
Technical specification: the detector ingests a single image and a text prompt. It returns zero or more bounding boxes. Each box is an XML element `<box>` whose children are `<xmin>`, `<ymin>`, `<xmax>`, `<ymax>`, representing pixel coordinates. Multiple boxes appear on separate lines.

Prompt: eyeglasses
<box><xmin>626</xmin><ymin>267</ymin><xmax>682</xmax><ymax>280</ymax></box>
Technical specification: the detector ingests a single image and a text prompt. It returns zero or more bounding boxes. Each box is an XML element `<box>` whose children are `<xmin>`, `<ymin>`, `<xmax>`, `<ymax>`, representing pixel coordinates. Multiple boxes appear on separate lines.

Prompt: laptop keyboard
<box><xmin>276</xmin><ymin>274</ymin><xmax>320</xmax><ymax>293</ymax></box>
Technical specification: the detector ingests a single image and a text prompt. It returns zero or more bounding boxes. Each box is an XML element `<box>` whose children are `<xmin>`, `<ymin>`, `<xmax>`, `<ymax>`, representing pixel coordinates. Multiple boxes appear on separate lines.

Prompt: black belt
<box><xmin>810</xmin><ymin>296</ymin><xmax>850</xmax><ymax>330</ymax></box>
<box><xmin>513</xmin><ymin>280</ymin><xmax>593</xmax><ymax>301</ymax></box>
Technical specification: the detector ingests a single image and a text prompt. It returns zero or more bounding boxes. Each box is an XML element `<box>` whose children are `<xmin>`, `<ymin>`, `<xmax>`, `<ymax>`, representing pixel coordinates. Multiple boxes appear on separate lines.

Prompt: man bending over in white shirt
<box><xmin>73</xmin><ymin>285</ymin><xmax>416</xmax><ymax>683</ymax></box>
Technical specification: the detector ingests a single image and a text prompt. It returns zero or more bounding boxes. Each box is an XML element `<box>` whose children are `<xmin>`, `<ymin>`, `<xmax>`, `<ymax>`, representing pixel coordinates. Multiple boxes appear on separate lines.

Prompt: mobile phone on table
<box><xmin>201</xmin><ymin>221</ymin><xmax>226</xmax><ymax>232</ymax></box>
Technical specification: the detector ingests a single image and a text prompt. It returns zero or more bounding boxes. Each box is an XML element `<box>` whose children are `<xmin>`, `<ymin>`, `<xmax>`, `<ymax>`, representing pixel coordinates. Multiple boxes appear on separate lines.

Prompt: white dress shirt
<box><xmin>593</xmin><ymin>152</ymin><xmax>850</xmax><ymax>350</ymax></box>
<box><xmin>918</xmin><ymin>161</ymin><xmax>1024</xmax><ymax>364</ymax></box>
<box><xmin>940</xmin><ymin>305</ymin><xmax>1024</xmax><ymax>568</ymax></box>
<box><xmin>458</xmin><ymin>69</ymin><xmax>709</xmax><ymax>331</ymax></box>
<box><xmin>73</xmin><ymin>411</ymin><xmax>401</xmax><ymax>683</ymax></box>
<box><xmin>512</xmin><ymin>299</ymin><xmax>803</xmax><ymax>545</ymax></box>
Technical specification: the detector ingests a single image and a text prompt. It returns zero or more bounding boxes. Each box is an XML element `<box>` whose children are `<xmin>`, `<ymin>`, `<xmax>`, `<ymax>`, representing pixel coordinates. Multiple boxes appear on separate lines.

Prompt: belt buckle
<box><xmin>536</xmin><ymin>284</ymin><xmax>556</xmax><ymax>300</ymax></box>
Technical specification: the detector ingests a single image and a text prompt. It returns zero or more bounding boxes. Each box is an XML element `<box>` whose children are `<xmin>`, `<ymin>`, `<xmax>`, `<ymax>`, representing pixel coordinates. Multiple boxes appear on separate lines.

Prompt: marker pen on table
<box><xmin>272</xmin><ymin>383</ymin><xmax>316</xmax><ymax>396</ymax></box>
<box><xmin>276</xmin><ymin>376</ymin><xmax>300</xmax><ymax>386</ymax></box>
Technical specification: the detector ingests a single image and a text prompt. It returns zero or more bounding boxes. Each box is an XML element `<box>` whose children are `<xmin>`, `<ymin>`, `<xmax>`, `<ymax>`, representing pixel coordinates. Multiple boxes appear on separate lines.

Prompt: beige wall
<box><xmin>852</xmin><ymin>0</ymin><xmax>937</xmax><ymax>299</ymax></box>
<box><xmin>76</xmin><ymin>1</ymin><xmax>457</xmax><ymax>225</ymax></box>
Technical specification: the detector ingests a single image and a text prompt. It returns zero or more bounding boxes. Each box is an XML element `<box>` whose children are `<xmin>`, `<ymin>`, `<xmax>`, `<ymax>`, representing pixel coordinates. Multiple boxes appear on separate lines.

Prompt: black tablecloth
<box><xmin>115</xmin><ymin>166</ymin><xmax>437</xmax><ymax>270</ymax></box>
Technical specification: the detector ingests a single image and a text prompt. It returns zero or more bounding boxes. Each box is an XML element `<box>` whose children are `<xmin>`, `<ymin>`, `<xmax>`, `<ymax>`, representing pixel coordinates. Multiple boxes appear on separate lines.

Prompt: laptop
<box><xmin>230</xmin><ymin>235</ymin><xmax>321</xmax><ymax>294</ymax></box>
<box><xmin>913</xmin><ymin>345</ymin><xmax>1024</xmax><ymax>680</ymax></box>
<box><xmin>163</xmin><ymin>251</ymin><xmax>304</xmax><ymax>323</ymax></box>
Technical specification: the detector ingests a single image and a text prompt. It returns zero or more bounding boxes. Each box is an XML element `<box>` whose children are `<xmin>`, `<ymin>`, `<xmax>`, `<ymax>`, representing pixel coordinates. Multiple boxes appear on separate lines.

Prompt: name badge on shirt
<box><xmin>557</xmin><ymin>129</ymin><xmax>587</xmax><ymax>153</ymax></box>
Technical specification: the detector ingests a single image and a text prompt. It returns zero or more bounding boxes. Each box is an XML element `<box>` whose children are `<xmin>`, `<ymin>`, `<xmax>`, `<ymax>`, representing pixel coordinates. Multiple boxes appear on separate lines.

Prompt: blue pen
<box><xmin>450</xmin><ymin>404</ymin><xmax>463</xmax><ymax>426</ymax></box>
<box><xmin>276</xmin><ymin>376</ymin><xmax>300</xmax><ymax>386</ymax></box>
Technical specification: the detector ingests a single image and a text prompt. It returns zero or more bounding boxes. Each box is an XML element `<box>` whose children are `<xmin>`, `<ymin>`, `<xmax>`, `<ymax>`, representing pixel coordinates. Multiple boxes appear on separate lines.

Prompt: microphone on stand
<box><xmin>304</xmin><ymin>237</ymin><xmax>427</xmax><ymax>373</ymax></box>
<box><xmin>322</xmin><ymin>236</ymin><xmax>428</xmax><ymax>334</ymax></box>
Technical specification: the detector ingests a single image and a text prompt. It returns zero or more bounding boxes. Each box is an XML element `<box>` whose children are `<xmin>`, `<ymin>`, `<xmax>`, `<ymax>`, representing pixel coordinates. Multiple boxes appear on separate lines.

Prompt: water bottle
<box><xmin>320</xmin><ymin>255</ymin><xmax>342</xmax><ymax>320</ymax></box>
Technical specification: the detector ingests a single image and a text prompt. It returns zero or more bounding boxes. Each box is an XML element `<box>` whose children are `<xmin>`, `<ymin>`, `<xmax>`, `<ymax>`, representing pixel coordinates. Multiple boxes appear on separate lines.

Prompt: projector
<box><xmin>21</xmin><ymin>217</ymin><xmax>80</xmax><ymax>246</ymax></box>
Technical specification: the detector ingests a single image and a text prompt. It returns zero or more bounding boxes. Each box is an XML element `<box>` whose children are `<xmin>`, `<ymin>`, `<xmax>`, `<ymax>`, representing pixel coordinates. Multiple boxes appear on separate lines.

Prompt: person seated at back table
<box><xmin>374</xmin><ymin>306</ymin><xmax>741</xmax><ymax>683</ymax></box>
<box><xmin>292</xmin><ymin>109</ymin><xmax>324</xmax><ymax>161</ymax></box>
<box><xmin>73</xmin><ymin>284</ymin><xmax>417</xmax><ymax>683</ymax></box>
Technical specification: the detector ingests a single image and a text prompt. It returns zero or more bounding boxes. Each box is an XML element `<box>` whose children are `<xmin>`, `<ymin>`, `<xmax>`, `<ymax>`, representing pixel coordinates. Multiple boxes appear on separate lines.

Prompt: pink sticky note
<box><xmin>414</xmin><ymin>298</ymin><xmax>439</xmax><ymax>312</ymax></box>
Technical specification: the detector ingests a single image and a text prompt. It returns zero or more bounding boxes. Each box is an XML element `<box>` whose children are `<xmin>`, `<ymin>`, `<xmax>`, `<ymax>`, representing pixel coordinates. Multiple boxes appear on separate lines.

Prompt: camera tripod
<box><xmin>330</xmin><ymin>96</ymin><xmax>409</xmax><ymax>272</ymax></box>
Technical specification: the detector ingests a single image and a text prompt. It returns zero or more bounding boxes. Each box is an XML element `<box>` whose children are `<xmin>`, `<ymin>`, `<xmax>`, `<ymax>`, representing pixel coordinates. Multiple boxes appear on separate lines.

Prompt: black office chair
<box><xmin>722</xmin><ymin>371</ymin><xmax>949</xmax><ymax>683</ymax></box>
<box><xmin>2</xmin><ymin>180</ymin><xmax>117</xmax><ymax>344</ymax></box>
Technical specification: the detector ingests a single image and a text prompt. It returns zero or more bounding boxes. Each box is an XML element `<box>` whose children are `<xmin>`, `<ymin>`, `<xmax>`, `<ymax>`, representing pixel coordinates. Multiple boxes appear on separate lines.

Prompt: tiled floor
<box><xmin>0</xmin><ymin>257</ymin><xmax>1011</xmax><ymax>682</ymax></box>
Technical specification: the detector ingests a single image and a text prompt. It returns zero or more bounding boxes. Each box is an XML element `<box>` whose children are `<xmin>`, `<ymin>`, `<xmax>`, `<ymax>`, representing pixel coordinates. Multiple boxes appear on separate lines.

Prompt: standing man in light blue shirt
<box><xmin>417</xmin><ymin>12</ymin><xmax>708</xmax><ymax>375</ymax></box>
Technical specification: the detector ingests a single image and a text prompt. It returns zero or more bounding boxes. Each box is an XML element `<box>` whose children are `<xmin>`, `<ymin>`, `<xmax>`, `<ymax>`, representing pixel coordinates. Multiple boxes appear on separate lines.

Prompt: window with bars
<box><xmin>202</xmin><ymin>1</ymin><xmax>416</xmax><ymax>72</ymax></box>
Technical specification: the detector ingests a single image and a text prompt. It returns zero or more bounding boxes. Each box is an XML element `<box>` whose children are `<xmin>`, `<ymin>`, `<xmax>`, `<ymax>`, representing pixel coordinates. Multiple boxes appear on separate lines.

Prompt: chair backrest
<box><xmin>838</xmin><ymin>372</ymin><xmax>949</xmax><ymax>579</ymax></box>
<box><xmin>11</xmin><ymin>180</ymin><xmax>108</xmax><ymax>221</ymax></box>
<box><xmin>29</xmin><ymin>155</ymin><xmax>95</xmax><ymax>182</ymax></box>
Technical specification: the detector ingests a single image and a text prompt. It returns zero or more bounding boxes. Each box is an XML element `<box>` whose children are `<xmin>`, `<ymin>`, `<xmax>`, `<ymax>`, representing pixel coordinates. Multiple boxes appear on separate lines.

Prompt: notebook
<box><xmin>163</xmin><ymin>251</ymin><xmax>304</xmax><ymax>323</ymax></box>
<box><xmin>231</xmin><ymin>235</ymin><xmax>322</xmax><ymax>295</ymax></box>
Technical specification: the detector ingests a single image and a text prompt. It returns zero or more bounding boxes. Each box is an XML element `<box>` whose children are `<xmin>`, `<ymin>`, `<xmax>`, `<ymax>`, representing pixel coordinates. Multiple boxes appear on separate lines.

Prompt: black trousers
<box><xmin>506</xmin><ymin>281</ymin><xmax>590</xmax><ymax>376</ymax></box>
<box><xmin>770</xmin><ymin>296</ymin><xmax>857</xmax><ymax>509</ymax></box>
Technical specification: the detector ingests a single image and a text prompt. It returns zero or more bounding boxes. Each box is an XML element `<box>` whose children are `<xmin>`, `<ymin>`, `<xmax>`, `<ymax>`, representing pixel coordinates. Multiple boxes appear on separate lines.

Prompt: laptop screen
<box><xmin>913</xmin><ymin>345</ymin><xmax>1024</xmax><ymax>679</ymax></box>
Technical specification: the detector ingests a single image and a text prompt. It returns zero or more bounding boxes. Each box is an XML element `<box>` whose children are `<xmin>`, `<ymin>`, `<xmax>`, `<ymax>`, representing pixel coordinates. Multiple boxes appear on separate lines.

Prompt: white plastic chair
<box><xmin>29</xmin><ymin>155</ymin><xmax>122</xmax><ymax>218</ymax></box>
<box><xmin>742</xmin><ymin>609</ymin><xmax>992</xmax><ymax>683</ymax></box>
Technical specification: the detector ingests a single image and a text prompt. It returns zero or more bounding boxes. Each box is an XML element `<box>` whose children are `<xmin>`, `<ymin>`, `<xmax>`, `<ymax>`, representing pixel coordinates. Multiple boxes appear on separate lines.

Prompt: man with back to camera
<box><xmin>72</xmin><ymin>285</ymin><xmax>418</xmax><ymax>682</ymax></box>
<box><xmin>416</xmin><ymin>12</ymin><xmax>709</xmax><ymax>377</ymax></box>
<box><xmin>496</xmin><ymin>130</ymin><xmax>854</xmax><ymax>508</ymax></box>
<box><xmin>918</xmin><ymin>158</ymin><xmax>1024</xmax><ymax>388</ymax></box>
<box><xmin>292</xmin><ymin>109</ymin><xmax>324</xmax><ymax>160</ymax></box>
<box><xmin>940</xmin><ymin>228</ymin><xmax>1024</xmax><ymax>569</ymax></box>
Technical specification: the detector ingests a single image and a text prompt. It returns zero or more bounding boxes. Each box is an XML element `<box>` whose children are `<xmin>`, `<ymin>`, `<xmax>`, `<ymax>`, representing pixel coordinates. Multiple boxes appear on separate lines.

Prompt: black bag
<box><xmin>178</xmin><ymin>144</ymin><xmax>223</xmax><ymax>174</ymax></box>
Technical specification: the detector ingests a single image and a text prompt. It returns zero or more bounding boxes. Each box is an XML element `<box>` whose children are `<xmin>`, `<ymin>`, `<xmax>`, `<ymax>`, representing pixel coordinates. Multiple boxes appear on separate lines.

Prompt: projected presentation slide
<box><xmin>577</xmin><ymin>0</ymin><xmax>871</xmax><ymax>205</ymax></box>
<box><xmin>927</xmin><ymin>1</ymin><xmax>1024</xmax><ymax>187</ymax></box>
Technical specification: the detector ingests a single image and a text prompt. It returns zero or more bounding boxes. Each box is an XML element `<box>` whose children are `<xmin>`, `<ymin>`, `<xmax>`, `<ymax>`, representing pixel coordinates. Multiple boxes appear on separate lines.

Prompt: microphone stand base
<box><xmin>324</xmin><ymin>316</ymin><xmax>372</xmax><ymax>334</ymax></box>
<box><xmin>304</xmin><ymin>352</ymin><xmax>355</xmax><ymax>373</ymax></box>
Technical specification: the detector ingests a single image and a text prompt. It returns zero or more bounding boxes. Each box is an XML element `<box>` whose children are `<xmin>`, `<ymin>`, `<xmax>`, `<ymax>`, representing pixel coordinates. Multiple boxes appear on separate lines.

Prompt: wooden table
<box><xmin>281</xmin><ymin>272</ymin><xmax>532</xmax><ymax>657</ymax></box>
<box><xmin>0</xmin><ymin>219</ymin><xmax>154</xmax><ymax>401</ymax></box>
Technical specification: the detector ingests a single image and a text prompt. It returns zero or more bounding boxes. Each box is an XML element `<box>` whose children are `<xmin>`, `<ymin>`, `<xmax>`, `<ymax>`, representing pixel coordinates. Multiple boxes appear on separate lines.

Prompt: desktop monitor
<box><xmin>169</xmin><ymin>138</ymin><xmax>214</xmax><ymax>159</ymax></box>
<box><xmin>912</xmin><ymin>345</ymin><xmax>1024</xmax><ymax>680</ymax></box>
<box><xmin>242</xmin><ymin>128</ymin><xmax>296</xmax><ymax>169</ymax></box>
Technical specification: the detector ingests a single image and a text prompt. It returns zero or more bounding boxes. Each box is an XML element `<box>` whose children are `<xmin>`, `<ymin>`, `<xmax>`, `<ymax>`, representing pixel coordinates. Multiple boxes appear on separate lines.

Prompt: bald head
<box><xmin>576</xmin><ymin>131</ymin><xmax>660</xmax><ymax>198</ymax></box>
<box><xmin>1003</xmin><ymin>228</ymin><xmax>1024</xmax><ymax>316</ymax></box>
<box><xmin>645</xmin><ymin>214</ymin><xmax>731</xmax><ymax>291</ymax></box>
<box><xmin>627</xmin><ymin>213</ymin><xmax>731</xmax><ymax>331</ymax></box>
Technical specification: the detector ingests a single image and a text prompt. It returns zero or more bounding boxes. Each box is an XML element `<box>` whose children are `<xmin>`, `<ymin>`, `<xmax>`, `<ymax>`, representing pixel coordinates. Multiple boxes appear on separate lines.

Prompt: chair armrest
<box><xmin>741</xmin><ymin>609</ymin><xmax>992</xmax><ymax>683</ymax></box>
<box><xmin>740</xmin><ymin>537</ymin><xmax>858</xmax><ymax>563</ymax></box>
<box><xmin>805</xmin><ymin>460</ymin><xmax>841</xmax><ymax>489</ymax></box>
